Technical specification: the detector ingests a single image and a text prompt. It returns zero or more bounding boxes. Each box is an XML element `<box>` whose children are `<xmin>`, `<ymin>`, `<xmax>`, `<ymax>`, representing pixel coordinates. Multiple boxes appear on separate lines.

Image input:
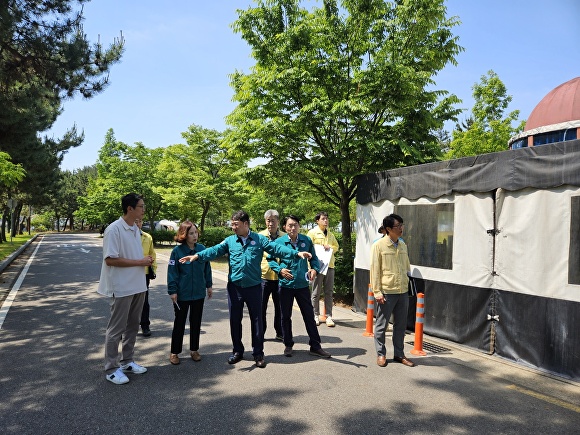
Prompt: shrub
<box><xmin>333</xmin><ymin>232</ymin><xmax>356</xmax><ymax>297</ymax></box>
<box><xmin>150</xmin><ymin>229</ymin><xmax>176</xmax><ymax>245</ymax></box>
<box><xmin>199</xmin><ymin>227</ymin><xmax>232</xmax><ymax>247</ymax></box>
<box><xmin>32</xmin><ymin>213</ymin><xmax>53</xmax><ymax>232</ymax></box>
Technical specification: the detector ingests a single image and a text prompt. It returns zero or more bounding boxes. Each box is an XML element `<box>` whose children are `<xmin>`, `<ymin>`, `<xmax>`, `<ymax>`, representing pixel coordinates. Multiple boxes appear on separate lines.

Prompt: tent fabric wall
<box><xmin>354</xmin><ymin>140</ymin><xmax>580</xmax><ymax>380</ymax></box>
<box><xmin>494</xmin><ymin>186</ymin><xmax>580</xmax><ymax>302</ymax></box>
<box><xmin>495</xmin><ymin>290</ymin><xmax>580</xmax><ymax>380</ymax></box>
<box><xmin>356</xmin><ymin>194</ymin><xmax>495</xmax><ymax>290</ymax></box>
<box><xmin>422</xmin><ymin>280</ymin><xmax>492</xmax><ymax>353</ymax></box>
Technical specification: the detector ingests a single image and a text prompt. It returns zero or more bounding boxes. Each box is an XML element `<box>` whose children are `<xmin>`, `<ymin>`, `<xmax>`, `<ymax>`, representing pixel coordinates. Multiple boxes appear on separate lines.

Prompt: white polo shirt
<box><xmin>97</xmin><ymin>217</ymin><xmax>147</xmax><ymax>297</ymax></box>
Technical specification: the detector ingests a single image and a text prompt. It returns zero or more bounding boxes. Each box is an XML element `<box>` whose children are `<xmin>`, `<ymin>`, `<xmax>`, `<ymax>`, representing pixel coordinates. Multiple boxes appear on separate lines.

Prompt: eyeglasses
<box><xmin>392</xmin><ymin>223</ymin><xmax>404</xmax><ymax>229</ymax></box>
<box><xmin>135</xmin><ymin>205</ymin><xmax>146</xmax><ymax>210</ymax></box>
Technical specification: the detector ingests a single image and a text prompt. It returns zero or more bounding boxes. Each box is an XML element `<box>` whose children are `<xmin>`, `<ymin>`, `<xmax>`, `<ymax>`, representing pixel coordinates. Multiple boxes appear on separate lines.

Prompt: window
<box><xmin>569</xmin><ymin>196</ymin><xmax>580</xmax><ymax>285</ymax></box>
<box><xmin>533</xmin><ymin>129</ymin><xmax>577</xmax><ymax>146</ymax></box>
<box><xmin>510</xmin><ymin>138</ymin><xmax>527</xmax><ymax>149</ymax></box>
<box><xmin>394</xmin><ymin>204</ymin><xmax>454</xmax><ymax>269</ymax></box>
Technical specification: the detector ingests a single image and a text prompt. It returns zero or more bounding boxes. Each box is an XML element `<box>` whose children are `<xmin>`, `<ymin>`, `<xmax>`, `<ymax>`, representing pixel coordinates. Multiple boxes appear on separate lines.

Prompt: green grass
<box><xmin>0</xmin><ymin>233</ymin><xmax>37</xmax><ymax>262</ymax></box>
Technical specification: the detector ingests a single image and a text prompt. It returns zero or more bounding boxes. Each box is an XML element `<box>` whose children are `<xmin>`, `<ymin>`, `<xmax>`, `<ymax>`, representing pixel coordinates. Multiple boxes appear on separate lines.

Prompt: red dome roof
<box><xmin>525</xmin><ymin>77</ymin><xmax>580</xmax><ymax>130</ymax></box>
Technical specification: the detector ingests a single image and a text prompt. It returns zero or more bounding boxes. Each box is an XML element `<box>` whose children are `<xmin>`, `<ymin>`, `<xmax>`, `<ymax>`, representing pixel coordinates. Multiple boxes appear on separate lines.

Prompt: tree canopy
<box><xmin>227</xmin><ymin>0</ymin><xmax>463</xmax><ymax>257</ymax></box>
<box><xmin>446</xmin><ymin>70</ymin><xmax>525</xmax><ymax>158</ymax></box>
<box><xmin>157</xmin><ymin>125</ymin><xmax>249</xmax><ymax>230</ymax></box>
<box><xmin>0</xmin><ymin>0</ymin><xmax>124</xmax><ymax>239</ymax></box>
<box><xmin>80</xmin><ymin>130</ymin><xmax>164</xmax><ymax>227</ymax></box>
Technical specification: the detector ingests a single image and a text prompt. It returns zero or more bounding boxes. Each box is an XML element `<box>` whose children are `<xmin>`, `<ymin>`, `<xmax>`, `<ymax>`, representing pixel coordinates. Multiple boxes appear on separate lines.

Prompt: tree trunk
<box><xmin>14</xmin><ymin>203</ymin><xmax>23</xmax><ymax>235</ymax></box>
<box><xmin>0</xmin><ymin>207</ymin><xmax>6</xmax><ymax>242</ymax></box>
<box><xmin>200</xmin><ymin>201</ymin><xmax>211</xmax><ymax>232</ymax></box>
<box><xmin>11</xmin><ymin>203</ymin><xmax>23</xmax><ymax>238</ymax></box>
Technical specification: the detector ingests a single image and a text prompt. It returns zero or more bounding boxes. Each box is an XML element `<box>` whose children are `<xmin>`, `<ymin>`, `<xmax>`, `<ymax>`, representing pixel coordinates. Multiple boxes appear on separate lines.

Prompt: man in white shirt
<box><xmin>98</xmin><ymin>193</ymin><xmax>154</xmax><ymax>385</ymax></box>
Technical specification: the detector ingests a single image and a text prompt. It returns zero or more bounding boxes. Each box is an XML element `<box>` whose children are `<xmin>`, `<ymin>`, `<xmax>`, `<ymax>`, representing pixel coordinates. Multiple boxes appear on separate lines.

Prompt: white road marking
<box><xmin>0</xmin><ymin>237</ymin><xmax>44</xmax><ymax>330</ymax></box>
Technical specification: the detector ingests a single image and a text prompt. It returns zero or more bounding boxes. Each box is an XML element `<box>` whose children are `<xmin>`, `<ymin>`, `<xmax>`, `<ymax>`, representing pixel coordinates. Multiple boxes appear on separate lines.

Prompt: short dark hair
<box><xmin>314</xmin><ymin>211</ymin><xmax>328</xmax><ymax>222</ymax></box>
<box><xmin>175</xmin><ymin>220</ymin><xmax>199</xmax><ymax>244</ymax></box>
<box><xmin>231</xmin><ymin>210</ymin><xmax>250</xmax><ymax>223</ymax></box>
<box><xmin>282</xmin><ymin>214</ymin><xmax>301</xmax><ymax>226</ymax></box>
<box><xmin>383</xmin><ymin>214</ymin><xmax>403</xmax><ymax>231</ymax></box>
<box><xmin>121</xmin><ymin>193</ymin><xmax>143</xmax><ymax>214</ymax></box>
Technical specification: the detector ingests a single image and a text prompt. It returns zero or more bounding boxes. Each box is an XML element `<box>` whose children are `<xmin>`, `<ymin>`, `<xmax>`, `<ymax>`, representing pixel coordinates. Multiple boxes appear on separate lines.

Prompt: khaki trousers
<box><xmin>104</xmin><ymin>292</ymin><xmax>145</xmax><ymax>373</ymax></box>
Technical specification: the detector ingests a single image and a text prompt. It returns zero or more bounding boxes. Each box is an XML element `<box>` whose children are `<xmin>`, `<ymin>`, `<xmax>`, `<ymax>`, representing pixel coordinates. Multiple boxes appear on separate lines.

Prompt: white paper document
<box><xmin>314</xmin><ymin>245</ymin><xmax>332</xmax><ymax>276</ymax></box>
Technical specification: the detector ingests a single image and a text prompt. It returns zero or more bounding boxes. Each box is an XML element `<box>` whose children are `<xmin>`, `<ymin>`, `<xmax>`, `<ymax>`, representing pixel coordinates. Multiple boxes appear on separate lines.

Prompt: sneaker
<box><xmin>326</xmin><ymin>317</ymin><xmax>335</xmax><ymax>327</ymax></box>
<box><xmin>314</xmin><ymin>315</ymin><xmax>320</xmax><ymax>326</ymax></box>
<box><xmin>170</xmin><ymin>353</ymin><xmax>180</xmax><ymax>365</ymax></box>
<box><xmin>142</xmin><ymin>328</ymin><xmax>151</xmax><ymax>337</ymax></box>
<box><xmin>309</xmin><ymin>348</ymin><xmax>331</xmax><ymax>358</ymax></box>
<box><xmin>120</xmin><ymin>361</ymin><xmax>147</xmax><ymax>374</ymax></box>
<box><xmin>190</xmin><ymin>351</ymin><xmax>201</xmax><ymax>362</ymax></box>
<box><xmin>284</xmin><ymin>346</ymin><xmax>293</xmax><ymax>357</ymax></box>
<box><xmin>106</xmin><ymin>368</ymin><xmax>129</xmax><ymax>385</ymax></box>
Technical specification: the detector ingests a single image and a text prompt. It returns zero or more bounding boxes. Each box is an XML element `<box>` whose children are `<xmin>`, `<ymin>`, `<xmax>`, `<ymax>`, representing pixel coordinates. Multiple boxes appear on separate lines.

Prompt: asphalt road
<box><xmin>0</xmin><ymin>233</ymin><xmax>579</xmax><ymax>434</ymax></box>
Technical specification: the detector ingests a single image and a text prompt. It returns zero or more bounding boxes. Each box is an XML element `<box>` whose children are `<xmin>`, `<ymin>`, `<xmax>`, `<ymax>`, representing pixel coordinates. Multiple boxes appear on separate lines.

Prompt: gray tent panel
<box><xmin>357</xmin><ymin>140</ymin><xmax>580</xmax><ymax>204</ymax></box>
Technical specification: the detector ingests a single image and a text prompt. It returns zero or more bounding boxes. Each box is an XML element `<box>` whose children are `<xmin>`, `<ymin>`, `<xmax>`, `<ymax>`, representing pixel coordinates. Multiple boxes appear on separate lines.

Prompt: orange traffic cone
<box><xmin>363</xmin><ymin>284</ymin><xmax>375</xmax><ymax>337</ymax></box>
<box><xmin>410</xmin><ymin>292</ymin><xmax>427</xmax><ymax>356</ymax></box>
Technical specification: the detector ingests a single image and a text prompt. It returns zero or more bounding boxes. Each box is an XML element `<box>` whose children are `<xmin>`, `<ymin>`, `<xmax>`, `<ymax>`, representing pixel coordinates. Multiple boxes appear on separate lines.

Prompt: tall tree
<box><xmin>0</xmin><ymin>0</ymin><xmax>124</xmax><ymax>220</ymax></box>
<box><xmin>446</xmin><ymin>70</ymin><xmax>525</xmax><ymax>158</ymax></box>
<box><xmin>81</xmin><ymin>130</ymin><xmax>164</xmax><ymax>227</ymax></box>
<box><xmin>157</xmin><ymin>125</ymin><xmax>248</xmax><ymax>231</ymax></box>
<box><xmin>0</xmin><ymin>151</ymin><xmax>25</xmax><ymax>191</ymax></box>
<box><xmin>48</xmin><ymin>166</ymin><xmax>96</xmax><ymax>231</ymax></box>
<box><xmin>228</xmin><ymin>0</ymin><xmax>462</xmax><ymax>261</ymax></box>
<box><xmin>0</xmin><ymin>151</ymin><xmax>25</xmax><ymax>242</ymax></box>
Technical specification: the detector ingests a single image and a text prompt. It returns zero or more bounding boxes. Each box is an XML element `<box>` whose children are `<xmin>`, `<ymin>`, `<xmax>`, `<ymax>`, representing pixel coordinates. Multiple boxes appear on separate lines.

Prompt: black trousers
<box><xmin>140</xmin><ymin>276</ymin><xmax>150</xmax><ymax>328</ymax></box>
<box><xmin>261</xmin><ymin>279</ymin><xmax>282</xmax><ymax>337</ymax></box>
<box><xmin>279</xmin><ymin>286</ymin><xmax>322</xmax><ymax>350</ymax></box>
<box><xmin>170</xmin><ymin>298</ymin><xmax>205</xmax><ymax>354</ymax></box>
<box><xmin>227</xmin><ymin>282</ymin><xmax>263</xmax><ymax>359</ymax></box>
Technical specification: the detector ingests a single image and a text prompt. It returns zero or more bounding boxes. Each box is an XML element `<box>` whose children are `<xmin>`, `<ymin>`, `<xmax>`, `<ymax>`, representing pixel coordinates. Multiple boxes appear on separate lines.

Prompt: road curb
<box><xmin>0</xmin><ymin>234</ymin><xmax>39</xmax><ymax>274</ymax></box>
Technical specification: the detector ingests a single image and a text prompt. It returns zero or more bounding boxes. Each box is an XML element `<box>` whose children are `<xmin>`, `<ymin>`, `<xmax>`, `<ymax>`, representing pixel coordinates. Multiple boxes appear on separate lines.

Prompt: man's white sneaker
<box><xmin>314</xmin><ymin>315</ymin><xmax>320</xmax><ymax>326</ymax></box>
<box><xmin>326</xmin><ymin>317</ymin><xmax>335</xmax><ymax>327</ymax></box>
<box><xmin>106</xmin><ymin>368</ymin><xmax>129</xmax><ymax>385</ymax></box>
<box><xmin>120</xmin><ymin>361</ymin><xmax>147</xmax><ymax>374</ymax></box>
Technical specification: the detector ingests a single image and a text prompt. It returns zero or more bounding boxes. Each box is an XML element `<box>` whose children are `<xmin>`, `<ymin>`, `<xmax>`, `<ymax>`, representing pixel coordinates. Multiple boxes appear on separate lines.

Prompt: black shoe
<box><xmin>284</xmin><ymin>346</ymin><xmax>293</xmax><ymax>357</ymax></box>
<box><xmin>228</xmin><ymin>352</ymin><xmax>243</xmax><ymax>364</ymax></box>
<box><xmin>255</xmin><ymin>358</ymin><xmax>266</xmax><ymax>368</ymax></box>
<box><xmin>309</xmin><ymin>347</ymin><xmax>331</xmax><ymax>358</ymax></box>
<box><xmin>142</xmin><ymin>328</ymin><xmax>151</xmax><ymax>337</ymax></box>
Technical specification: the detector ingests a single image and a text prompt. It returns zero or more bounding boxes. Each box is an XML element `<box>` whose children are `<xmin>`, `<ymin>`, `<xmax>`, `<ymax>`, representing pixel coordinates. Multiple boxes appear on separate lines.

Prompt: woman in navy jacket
<box><xmin>167</xmin><ymin>221</ymin><xmax>212</xmax><ymax>365</ymax></box>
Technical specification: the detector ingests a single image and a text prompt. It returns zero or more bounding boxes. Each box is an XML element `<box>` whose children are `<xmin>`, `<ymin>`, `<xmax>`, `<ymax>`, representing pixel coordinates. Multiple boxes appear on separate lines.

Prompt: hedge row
<box><xmin>148</xmin><ymin>226</ymin><xmax>234</xmax><ymax>247</ymax></box>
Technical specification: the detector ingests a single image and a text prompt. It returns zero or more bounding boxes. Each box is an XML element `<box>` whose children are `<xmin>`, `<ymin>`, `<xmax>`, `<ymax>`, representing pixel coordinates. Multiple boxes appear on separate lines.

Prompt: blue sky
<box><xmin>51</xmin><ymin>0</ymin><xmax>580</xmax><ymax>171</ymax></box>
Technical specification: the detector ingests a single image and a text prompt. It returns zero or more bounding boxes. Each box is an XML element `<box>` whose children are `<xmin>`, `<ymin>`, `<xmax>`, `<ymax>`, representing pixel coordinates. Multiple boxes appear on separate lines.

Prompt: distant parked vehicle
<box><xmin>155</xmin><ymin>219</ymin><xmax>179</xmax><ymax>231</ymax></box>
